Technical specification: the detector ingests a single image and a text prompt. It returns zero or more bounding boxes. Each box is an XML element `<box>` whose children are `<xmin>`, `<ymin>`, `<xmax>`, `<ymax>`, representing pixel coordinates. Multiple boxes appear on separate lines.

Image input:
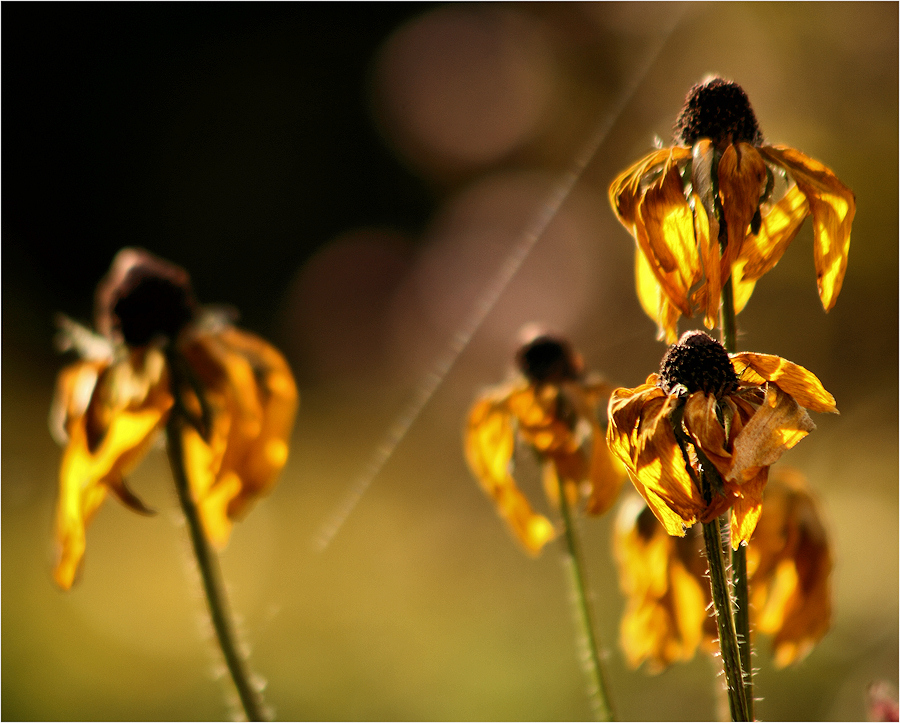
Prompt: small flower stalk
<box><xmin>608</xmin><ymin>76</ymin><xmax>856</xmax><ymax>342</ymax></box>
<box><xmin>50</xmin><ymin>248</ymin><xmax>298</xmax><ymax>720</ymax></box>
<box><xmin>464</xmin><ymin>333</ymin><xmax>623</xmax><ymax>720</ymax></box>
<box><xmin>465</xmin><ymin>333</ymin><xmax>624</xmax><ymax>553</ymax></box>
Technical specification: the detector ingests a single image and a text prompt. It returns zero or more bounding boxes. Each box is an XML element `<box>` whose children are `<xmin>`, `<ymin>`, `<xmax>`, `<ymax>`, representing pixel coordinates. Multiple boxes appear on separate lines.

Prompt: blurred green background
<box><xmin>3</xmin><ymin>2</ymin><xmax>897</xmax><ymax>720</ymax></box>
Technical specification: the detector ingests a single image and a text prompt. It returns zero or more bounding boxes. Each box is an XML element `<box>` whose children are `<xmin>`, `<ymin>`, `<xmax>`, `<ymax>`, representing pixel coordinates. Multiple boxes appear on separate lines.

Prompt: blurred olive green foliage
<box><xmin>4</xmin><ymin>2</ymin><xmax>897</xmax><ymax>720</ymax></box>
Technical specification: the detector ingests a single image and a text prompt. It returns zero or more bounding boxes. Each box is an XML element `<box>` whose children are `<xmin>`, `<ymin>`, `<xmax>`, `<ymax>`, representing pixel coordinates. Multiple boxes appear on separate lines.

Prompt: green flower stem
<box><xmin>671</xmin><ymin>408</ymin><xmax>750</xmax><ymax>722</ymax></box>
<box><xmin>720</xmin><ymin>274</ymin><xmax>755</xmax><ymax>720</ymax></box>
<box><xmin>701</xmin><ymin>516</ymin><xmax>751</xmax><ymax>722</ymax></box>
<box><xmin>556</xmin><ymin>473</ymin><xmax>615</xmax><ymax>722</ymax></box>
<box><xmin>165</xmin><ymin>353</ymin><xmax>269</xmax><ymax>722</ymax></box>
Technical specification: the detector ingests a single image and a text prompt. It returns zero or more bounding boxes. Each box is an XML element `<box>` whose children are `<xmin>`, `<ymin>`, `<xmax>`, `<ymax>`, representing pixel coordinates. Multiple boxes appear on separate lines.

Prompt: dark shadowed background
<box><xmin>3</xmin><ymin>2</ymin><xmax>897</xmax><ymax>720</ymax></box>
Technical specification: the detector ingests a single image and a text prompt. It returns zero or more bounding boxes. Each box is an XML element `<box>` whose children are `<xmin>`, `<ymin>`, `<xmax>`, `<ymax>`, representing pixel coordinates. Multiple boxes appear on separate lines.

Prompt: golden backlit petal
<box><xmin>690</xmin><ymin>191</ymin><xmax>722</xmax><ymax>331</ymax></box>
<box><xmin>749</xmin><ymin>469</ymin><xmax>833</xmax><ymax>666</ymax></box>
<box><xmin>635</xmin><ymin>250</ymin><xmax>681</xmax><ymax>343</ymax></box>
<box><xmin>179</xmin><ymin>327</ymin><xmax>299</xmax><ymax>529</ymax></box>
<box><xmin>606</xmin><ymin>382</ymin><xmax>664</xmax><ymax>466</ymax></box>
<box><xmin>584</xmin><ymin>423</ymin><xmax>626</xmax><ymax>516</ymax></box>
<box><xmin>729</xmin><ymin>255</ymin><xmax>758</xmax><ymax>314</ymax></box>
<box><xmin>495</xmin><ymin>467</ymin><xmax>557</xmax><ymax>554</ymax></box>
<box><xmin>53</xmin><ymin>396</ymin><xmax>168</xmax><ymax>589</ymax></box>
<box><xmin>215</xmin><ymin>328</ymin><xmax>299</xmax><ymax>517</ymax></box>
<box><xmin>731</xmin><ymin>352</ymin><xmax>837</xmax><ymax>413</ymax></box>
<box><xmin>614</xmin><ymin>497</ymin><xmax>708</xmax><ymax>672</ymax></box>
<box><xmin>760</xmin><ymin>146</ymin><xmax>856</xmax><ymax>310</ymax></box>
<box><xmin>181</xmin><ymin>421</ymin><xmax>235</xmax><ymax>548</ymax></box>
<box><xmin>729</xmin><ymin>385</ymin><xmax>815</xmax><ymax>485</ymax></box>
<box><xmin>465</xmin><ymin>393</ymin><xmax>516</xmax><ymax>487</ymax></box>
<box><xmin>608</xmin><ymin>148</ymin><xmax>679</xmax><ymax>225</ymax></box>
<box><xmin>717</xmin><ymin>143</ymin><xmax>767</xmax><ymax>273</ymax></box>
<box><xmin>738</xmin><ymin>183</ymin><xmax>810</xmax><ymax>281</ymax></box>
<box><xmin>729</xmin><ymin>467</ymin><xmax>768</xmax><ymax>546</ymax></box>
<box><xmin>633</xmin><ymin>413</ymin><xmax>705</xmax><ymax>536</ymax></box>
<box><xmin>637</xmin><ymin>157</ymin><xmax>699</xmax><ymax>316</ymax></box>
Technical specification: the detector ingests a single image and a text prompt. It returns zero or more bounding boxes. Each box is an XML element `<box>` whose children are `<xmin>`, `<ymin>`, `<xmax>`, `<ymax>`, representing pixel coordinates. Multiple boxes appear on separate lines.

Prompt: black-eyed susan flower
<box><xmin>50</xmin><ymin>248</ymin><xmax>298</xmax><ymax>590</ymax></box>
<box><xmin>606</xmin><ymin>330</ymin><xmax>836</xmax><ymax>547</ymax></box>
<box><xmin>465</xmin><ymin>334</ymin><xmax>624</xmax><ymax>554</ymax></box>
<box><xmin>609</xmin><ymin>76</ymin><xmax>856</xmax><ymax>343</ymax></box>
<box><xmin>614</xmin><ymin>469</ymin><xmax>832</xmax><ymax>672</ymax></box>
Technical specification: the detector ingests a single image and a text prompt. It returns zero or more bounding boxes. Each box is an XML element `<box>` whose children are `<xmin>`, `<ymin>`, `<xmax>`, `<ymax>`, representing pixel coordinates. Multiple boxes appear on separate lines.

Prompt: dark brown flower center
<box><xmin>673</xmin><ymin>77</ymin><xmax>763</xmax><ymax>148</ymax></box>
<box><xmin>96</xmin><ymin>249</ymin><xmax>197</xmax><ymax>347</ymax></box>
<box><xmin>658</xmin><ymin>330</ymin><xmax>738</xmax><ymax>399</ymax></box>
<box><xmin>516</xmin><ymin>334</ymin><xmax>582</xmax><ymax>385</ymax></box>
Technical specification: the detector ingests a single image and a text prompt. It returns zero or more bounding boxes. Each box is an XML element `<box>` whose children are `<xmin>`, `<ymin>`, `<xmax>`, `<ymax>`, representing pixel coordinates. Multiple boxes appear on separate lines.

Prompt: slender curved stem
<box><xmin>166</xmin><ymin>354</ymin><xmax>269</xmax><ymax>722</ymax></box>
<box><xmin>556</xmin><ymin>473</ymin><xmax>615</xmax><ymax>722</ymax></box>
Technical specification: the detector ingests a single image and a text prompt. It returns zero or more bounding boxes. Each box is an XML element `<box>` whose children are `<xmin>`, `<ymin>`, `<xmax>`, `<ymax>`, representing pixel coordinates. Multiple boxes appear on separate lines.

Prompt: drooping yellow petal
<box><xmin>738</xmin><ymin>183</ymin><xmax>810</xmax><ymax>282</ymax></box>
<box><xmin>176</xmin><ymin>327</ymin><xmax>298</xmax><ymax>546</ymax></box>
<box><xmin>53</xmin><ymin>353</ymin><xmax>171</xmax><ymax>589</ymax></box>
<box><xmin>759</xmin><ymin>146</ymin><xmax>855</xmax><ymax>311</ymax></box>
<box><xmin>731</xmin><ymin>352</ymin><xmax>838</xmax><ymax>413</ymax></box>
<box><xmin>717</xmin><ymin>143</ymin><xmax>767</xmax><ymax>273</ymax></box>
<box><xmin>637</xmin><ymin>155</ymin><xmax>699</xmax><ymax>317</ymax></box>
<box><xmin>608</xmin><ymin>387</ymin><xmax>704</xmax><ymax>536</ymax></box>
<box><xmin>635</xmin><ymin>249</ymin><xmax>681</xmax><ymax>343</ymax></box>
<box><xmin>748</xmin><ymin>469</ymin><xmax>832</xmax><ymax>666</ymax></box>
<box><xmin>689</xmin><ymin>190</ymin><xmax>722</xmax><ymax>331</ymax></box>
<box><xmin>608</xmin><ymin>148</ymin><xmax>680</xmax><ymax>226</ymax></box>
<box><xmin>583</xmin><ymin>422</ymin><xmax>626</xmax><ymax>516</ymax></box>
<box><xmin>729</xmin><ymin>255</ymin><xmax>758</xmax><ymax>314</ymax></box>
<box><xmin>728</xmin><ymin>385</ymin><xmax>815</xmax><ymax>487</ymax></box>
<box><xmin>729</xmin><ymin>466</ymin><xmax>768</xmax><ymax>547</ymax></box>
<box><xmin>212</xmin><ymin>327</ymin><xmax>299</xmax><ymax>518</ymax></box>
<box><xmin>614</xmin><ymin>496</ymin><xmax>709</xmax><ymax>672</ymax></box>
<box><xmin>465</xmin><ymin>390</ymin><xmax>556</xmax><ymax>554</ymax></box>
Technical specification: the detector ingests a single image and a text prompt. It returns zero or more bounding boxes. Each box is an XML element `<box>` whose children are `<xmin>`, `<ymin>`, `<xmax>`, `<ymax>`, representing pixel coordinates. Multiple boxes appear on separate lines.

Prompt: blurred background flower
<box><xmin>3</xmin><ymin>3</ymin><xmax>896</xmax><ymax>720</ymax></box>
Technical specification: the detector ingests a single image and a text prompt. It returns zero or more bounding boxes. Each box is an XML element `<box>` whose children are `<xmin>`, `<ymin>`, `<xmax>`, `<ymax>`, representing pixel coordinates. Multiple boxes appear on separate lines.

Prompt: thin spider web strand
<box><xmin>313</xmin><ymin>13</ymin><xmax>684</xmax><ymax>551</ymax></box>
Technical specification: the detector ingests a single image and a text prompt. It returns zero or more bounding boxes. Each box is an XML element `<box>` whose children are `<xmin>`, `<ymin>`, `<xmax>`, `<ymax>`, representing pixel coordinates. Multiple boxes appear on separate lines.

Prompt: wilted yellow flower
<box><xmin>613</xmin><ymin>494</ymin><xmax>714</xmax><ymax>673</ymax></box>
<box><xmin>614</xmin><ymin>469</ymin><xmax>832</xmax><ymax>672</ymax></box>
<box><xmin>464</xmin><ymin>334</ymin><xmax>624</xmax><ymax>554</ymax></box>
<box><xmin>609</xmin><ymin>76</ymin><xmax>856</xmax><ymax>342</ymax></box>
<box><xmin>606</xmin><ymin>330</ymin><xmax>836</xmax><ymax>546</ymax></box>
<box><xmin>747</xmin><ymin>467</ymin><xmax>833</xmax><ymax>667</ymax></box>
<box><xmin>50</xmin><ymin>248</ymin><xmax>298</xmax><ymax>589</ymax></box>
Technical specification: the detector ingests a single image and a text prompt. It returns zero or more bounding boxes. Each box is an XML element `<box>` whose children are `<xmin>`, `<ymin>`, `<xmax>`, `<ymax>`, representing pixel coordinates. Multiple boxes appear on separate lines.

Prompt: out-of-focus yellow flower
<box><xmin>609</xmin><ymin>76</ymin><xmax>856</xmax><ymax>342</ymax></box>
<box><xmin>614</xmin><ymin>469</ymin><xmax>832</xmax><ymax>672</ymax></box>
<box><xmin>50</xmin><ymin>248</ymin><xmax>298</xmax><ymax>589</ymax></box>
<box><xmin>747</xmin><ymin>467</ymin><xmax>833</xmax><ymax>667</ymax></box>
<box><xmin>613</xmin><ymin>494</ymin><xmax>714</xmax><ymax>673</ymax></box>
<box><xmin>465</xmin><ymin>334</ymin><xmax>624</xmax><ymax>554</ymax></box>
<box><xmin>606</xmin><ymin>331</ymin><xmax>836</xmax><ymax>546</ymax></box>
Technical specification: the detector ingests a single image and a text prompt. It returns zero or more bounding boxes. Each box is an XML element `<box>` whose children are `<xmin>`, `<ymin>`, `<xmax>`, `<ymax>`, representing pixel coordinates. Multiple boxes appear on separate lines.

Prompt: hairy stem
<box><xmin>702</xmin><ymin>516</ymin><xmax>751</xmax><ymax>721</ymax></box>
<box><xmin>166</xmin><ymin>353</ymin><xmax>268</xmax><ymax>721</ymax></box>
<box><xmin>556</xmin><ymin>472</ymin><xmax>615</xmax><ymax>721</ymax></box>
<box><xmin>720</xmin><ymin>274</ymin><xmax>754</xmax><ymax>719</ymax></box>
